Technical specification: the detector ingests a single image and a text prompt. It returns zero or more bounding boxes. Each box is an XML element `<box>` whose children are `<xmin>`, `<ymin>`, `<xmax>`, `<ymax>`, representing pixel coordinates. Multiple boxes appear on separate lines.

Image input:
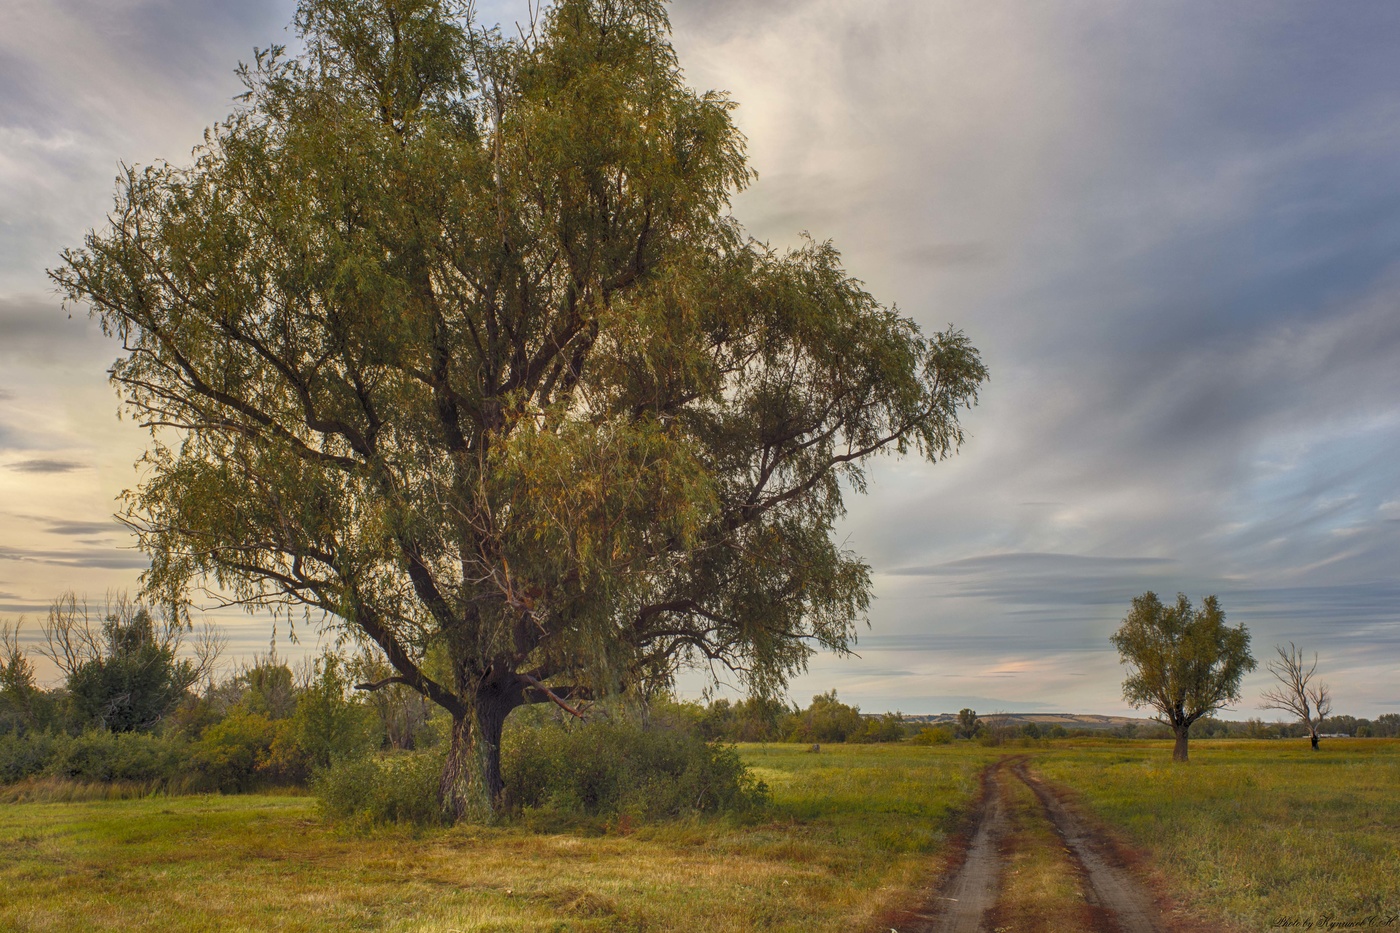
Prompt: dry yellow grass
<box><xmin>0</xmin><ymin>743</ymin><xmax>990</xmax><ymax>932</ymax></box>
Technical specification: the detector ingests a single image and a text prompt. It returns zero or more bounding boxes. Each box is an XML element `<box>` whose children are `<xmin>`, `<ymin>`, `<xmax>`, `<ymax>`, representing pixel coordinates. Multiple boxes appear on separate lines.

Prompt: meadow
<box><xmin>1</xmin><ymin>739</ymin><xmax>1396</xmax><ymax>931</ymax></box>
<box><xmin>1034</xmin><ymin>737</ymin><xmax>1400</xmax><ymax>931</ymax></box>
<box><xmin>0</xmin><ymin>744</ymin><xmax>992</xmax><ymax>932</ymax></box>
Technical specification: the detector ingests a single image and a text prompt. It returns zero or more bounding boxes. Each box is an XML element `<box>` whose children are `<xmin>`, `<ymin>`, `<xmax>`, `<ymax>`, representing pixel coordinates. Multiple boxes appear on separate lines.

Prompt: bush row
<box><xmin>313</xmin><ymin>712</ymin><xmax>769</xmax><ymax>828</ymax></box>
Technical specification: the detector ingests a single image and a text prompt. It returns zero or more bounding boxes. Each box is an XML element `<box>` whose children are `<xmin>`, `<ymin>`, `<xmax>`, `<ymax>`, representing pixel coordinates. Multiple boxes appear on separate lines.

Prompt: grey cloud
<box><xmin>8</xmin><ymin>458</ymin><xmax>87</xmax><ymax>474</ymax></box>
<box><xmin>0</xmin><ymin>544</ymin><xmax>147</xmax><ymax>571</ymax></box>
<box><xmin>44</xmin><ymin>518</ymin><xmax>121</xmax><ymax>536</ymax></box>
<box><xmin>0</xmin><ymin>294</ymin><xmax>115</xmax><ymax>365</ymax></box>
<box><xmin>894</xmin><ymin>552</ymin><xmax>1177</xmax><ymax>577</ymax></box>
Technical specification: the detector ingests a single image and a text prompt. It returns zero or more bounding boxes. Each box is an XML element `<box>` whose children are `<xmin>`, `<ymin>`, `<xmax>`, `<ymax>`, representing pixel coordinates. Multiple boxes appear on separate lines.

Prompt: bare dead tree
<box><xmin>37</xmin><ymin>592</ymin><xmax>103</xmax><ymax>679</ymax></box>
<box><xmin>982</xmin><ymin>710</ymin><xmax>1015</xmax><ymax>746</ymax></box>
<box><xmin>1261</xmin><ymin>642</ymin><xmax>1333</xmax><ymax>750</ymax></box>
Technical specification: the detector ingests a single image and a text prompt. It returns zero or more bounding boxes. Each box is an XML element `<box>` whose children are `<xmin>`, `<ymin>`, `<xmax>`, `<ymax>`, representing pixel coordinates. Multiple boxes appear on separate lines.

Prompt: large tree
<box><xmin>54</xmin><ymin>0</ymin><xmax>986</xmax><ymax>819</ymax></box>
<box><xmin>1110</xmin><ymin>592</ymin><xmax>1255</xmax><ymax>762</ymax></box>
<box><xmin>1260</xmin><ymin>642</ymin><xmax>1332</xmax><ymax>750</ymax></box>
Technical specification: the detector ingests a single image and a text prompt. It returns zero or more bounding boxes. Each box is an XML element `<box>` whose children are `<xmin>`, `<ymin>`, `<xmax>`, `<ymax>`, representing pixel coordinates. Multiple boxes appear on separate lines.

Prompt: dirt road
<box><xmin>898</xmin><ymin>758</ymin><xmax>1168</xmax><ymax>933</ymax></box>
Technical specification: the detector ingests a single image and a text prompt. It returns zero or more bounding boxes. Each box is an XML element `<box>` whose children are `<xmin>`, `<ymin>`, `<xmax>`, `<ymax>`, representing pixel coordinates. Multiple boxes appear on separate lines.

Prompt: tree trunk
<box><xmin>1310</xmin><ymin>731</ymin><xmax>1319</xmax><ymax>750</ymax></box>
<box><xmin>1172</xmin><ymin>725</ymin><xmax>1189</xmax><ymax>762</ymax></box>
<box><xmin>439</xmin><ymin>712</ymin><xmax>481</xmax><ymax>822</ymax></box>
<box><xmin>438</xmin><ymin>681</ymin><xmax>520</xmax><ymax>823</ymax></box>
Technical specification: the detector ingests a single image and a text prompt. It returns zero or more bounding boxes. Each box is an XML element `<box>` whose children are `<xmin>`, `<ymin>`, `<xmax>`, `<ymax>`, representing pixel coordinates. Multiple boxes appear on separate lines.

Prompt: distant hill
<box><xmin>900</xmin><ymin>712</ymin><xmax>1157</xmax><ymax>731</ymax></box>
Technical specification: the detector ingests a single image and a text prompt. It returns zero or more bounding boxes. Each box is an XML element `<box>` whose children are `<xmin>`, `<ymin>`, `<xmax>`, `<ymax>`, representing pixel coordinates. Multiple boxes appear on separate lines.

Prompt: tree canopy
<box><xmin>1110</xmin><ymin>592</ymin><xmax>1255</xmax><ymax>761</ymax></box>
<box><xmin>53</xmin><ymin>0</ymin><xmax>987</xmax><ymax>818</ymax></box>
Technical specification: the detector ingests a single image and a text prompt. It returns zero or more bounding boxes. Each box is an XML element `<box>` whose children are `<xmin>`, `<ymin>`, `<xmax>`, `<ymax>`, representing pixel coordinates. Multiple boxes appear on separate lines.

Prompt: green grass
<box><xmin>8</xmin><ymin>738</ymin><xmax>1394</xmax><ymax>931</ymax></box>
<box><xmin>1031</xmin><ymin>738</ymin><xmax>1400</xmax><ymax>931</ymax></box>
<box><xmin>990</xmin><ymin>770</ymin><xmax>1096</xmax><ymax>933</ymax></box>
<box><xmin>0</xmin><ymin>743</ymin><xmax>990</xmax><ymax>932</ymax></box>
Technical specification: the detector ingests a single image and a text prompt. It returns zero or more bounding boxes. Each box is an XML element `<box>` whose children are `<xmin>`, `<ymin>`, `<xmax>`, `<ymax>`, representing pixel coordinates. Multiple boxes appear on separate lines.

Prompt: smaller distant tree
<box><xmin>1110</xmin><ymin>592</ymin><xmax>1255</xmax><ymax>762</ymax></box>
<box><xmin>787</xmin><ymin>691</ymin><xmax>865</xmax><ymax>744</ymax></box>
<box><xmin>955</xmin><ymin>707</ymin><xmax>982</xmax><ymax>739</ymax></box>
<box><xmin>980</xmin><ymin>710</ymin><xmax>1014</xmax><ymax>746</ymax></box>
<box><xmin>286</xmin><ymin>653</ymin><xmax>380</xmax><ymax>770</ymax></box>
<box><xmin>235</xmin><ymin>654</ymin><xmax>299</xmax><ymax>721</ymax></box>
<box><xmin>1</xmin><ymin>620</ymin><xmax>43</xmax><ymax>734</ymax></box>
<box><xmin>39</xmin><ymin>592</ymin><xmax>223</xmax><ymax>733</ymax></box>
<box><xmin>1260</xmin><ymin>643</ymin><xmax>1333</xmax><ymax>751</ymax></box>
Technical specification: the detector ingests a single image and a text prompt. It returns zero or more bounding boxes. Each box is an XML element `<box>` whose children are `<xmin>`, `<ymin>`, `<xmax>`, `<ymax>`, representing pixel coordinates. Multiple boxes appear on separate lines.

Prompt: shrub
<box><xmin>190</xmin><ymin>706</ymin><xmax>284</xmax><ymax>792</ymax></box>
<box><xmin>911</xmin><ymin>726</ymin><xmax>953</xmax><ymax>746</ymax></box>
<box><xmin>0</xmin><ymin>730</ymin><xmax>57</xmax><ymax>783</ymax></box>
<box><xmin>288</xmin><ymin>654</ymin><xmax>380</xmax><ymax>769</ymax></box>
<box><xmin>314</xmin><ymin>750</ymin><xmax>448</xmax><ymax>827</ymax></box>
<box><xmin>503</xmin><ymin>717</ymin><xmax>768</xmax><ymax>821</ymax></box>
<box><xmin>45</xmin><ymin>729</ymin><xmax>186</xmax><ymax>784</ymax></box>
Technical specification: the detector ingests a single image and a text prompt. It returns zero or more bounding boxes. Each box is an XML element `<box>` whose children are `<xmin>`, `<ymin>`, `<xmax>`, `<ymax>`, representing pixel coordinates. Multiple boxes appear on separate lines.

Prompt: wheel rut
<box><xmin>1009</xmin><ymin>758</ymin><xmax>1165</xmax><ymax>933</ymax></box>
<box><xmin>897</xmin><ymin>757</ymin><xmax>1169</xmax><ymax>933</ymax></box>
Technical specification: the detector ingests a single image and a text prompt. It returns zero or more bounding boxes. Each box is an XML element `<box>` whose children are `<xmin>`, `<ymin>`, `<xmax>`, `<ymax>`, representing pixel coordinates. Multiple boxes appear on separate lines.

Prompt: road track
<box><xmin>900</xmin><ymin>757</ymin><xmax>1168</xmax><ymax>933</ymax></box>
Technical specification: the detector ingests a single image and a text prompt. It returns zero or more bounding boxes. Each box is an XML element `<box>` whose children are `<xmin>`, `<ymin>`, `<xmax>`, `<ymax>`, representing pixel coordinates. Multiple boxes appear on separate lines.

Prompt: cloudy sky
<box><xmin>2</xmin><ymin>1</ymin><xmax>1398</xmax><ymax>717</ymax></box>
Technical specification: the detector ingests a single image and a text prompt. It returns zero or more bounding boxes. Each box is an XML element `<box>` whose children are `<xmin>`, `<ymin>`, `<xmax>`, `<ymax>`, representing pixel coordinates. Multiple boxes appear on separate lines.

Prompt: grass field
<box><xmin>1032</xmin><ymin>737</ymin><xmax>1400</xmax><ymax>931</ymax></box>
<box><xmin>2</xmin><ymin>739</ymin><xmax>1397</xmax><ymax>931</ymax></box>
<box><xmin>0</xmin><ymin>744</ymin><xmax>991</xmax><ymax>932</ymax></box>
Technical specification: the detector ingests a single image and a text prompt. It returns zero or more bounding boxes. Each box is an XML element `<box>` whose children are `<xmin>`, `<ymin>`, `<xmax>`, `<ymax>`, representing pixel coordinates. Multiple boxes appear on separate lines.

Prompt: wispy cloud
<box><xmin>0</xmin><ymin>544</ymin><xmax>147</xmax><ymax>571</ymax></box>
<box><xmin>7</xmin><ymin>458</ymin><xmax>87</xmax><ymax>474</ymax></box>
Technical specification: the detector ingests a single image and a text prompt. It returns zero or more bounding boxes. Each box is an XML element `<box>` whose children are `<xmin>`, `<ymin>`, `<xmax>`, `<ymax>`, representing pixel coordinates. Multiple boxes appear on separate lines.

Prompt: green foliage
<box><xmin>694</xmin><ymin>695</ymin><xmax>792</xmax><ymax>742</ymax></box>
<box><xmin>39</xmin><ymin>729</ymin><xmax>186</xmax><ymax>785</ymax></box>
<box><xmin>0</xmin><ymin>728</ymin><xmax>188</xmax><ymax>789</ymax></box>
<box><xmin>503</xmin><ymin>715</ymin><xmax>767</xmax><ymax>822</ymax></box>
<box><xmin>314</xmin><ymin>751</ymin><xmax>449</xmax><ymax>827</ymax></box>
<box><xmin>911</xmin><ymin>725</ymin><xmax>954</xmax><ymax>746</ymax></box>
<box><xmin>190</xmin><ymin>707</ymin><xmax>286</xmax><ymax>792</ymax></box>
<box><xmin>0</xmin><ymin>622</ymin><xmax>58</xmax><ymax>736</ymax></box>
<box><xmin>851</xmin><ymin>711</ymin><xmax>905</xmax><ymax>744</ymax></box>
<box><xmin>39</xmin><ymin>593</ymin><xmax>210</xmax><ymax>734</ymax></box>
<box><xmin>287</xmin><ymin>654</ymin><xmax>381</xmax><ymax>770</ymax></box>
<box><xmin>955</xmin><ymin>707</ymin><xmax>982</xmax><ymax>739</ymax></box>
<box><xmin>1110</xmin><ymin>592</ymin><xmax>1256</xmax><ymax>758</ymax></box>
<box><xmin>232</xmin><ymin>655</ymin><xmax>298</xmax><ymax>720</ymax></box>
<box><xmin>53</xmin><ymin>0</ymin><xmax>985</xmax><ymax>816</ymax></box>
<box><xmin>786</xmin><ymin>690</ymin><xmax>865</xmax><ymax>744</ymax></box>
<box><xmin>0</xmin><ymin>730</ymin><xmax>56</xmax><ymax>784</ymax></box>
